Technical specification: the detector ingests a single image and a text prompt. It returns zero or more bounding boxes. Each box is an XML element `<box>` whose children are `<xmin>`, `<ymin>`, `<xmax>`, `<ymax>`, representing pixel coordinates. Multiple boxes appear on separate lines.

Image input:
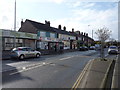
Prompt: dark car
<box><xmin>89</xmin><ymin>46</ymin><xmax>95</xmax><ymax>50</ymax></box>
<box><xmin>79</xmin><ymin>46</ymin><xmax>88</xmax><ymax>51</ymax></box>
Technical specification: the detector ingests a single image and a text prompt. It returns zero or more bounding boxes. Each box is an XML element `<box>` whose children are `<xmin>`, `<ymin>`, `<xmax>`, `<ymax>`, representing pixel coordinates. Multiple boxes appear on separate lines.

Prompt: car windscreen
<box><xmin>109</xmin><ymin>46</ymin><xmax>117</xmax><ymax>49</ymax></box>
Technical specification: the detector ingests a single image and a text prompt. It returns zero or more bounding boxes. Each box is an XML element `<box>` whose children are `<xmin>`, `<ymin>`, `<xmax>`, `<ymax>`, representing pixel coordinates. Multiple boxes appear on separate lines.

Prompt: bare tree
<box><xmin>95</xmin><ymin>27</ymin><xmax>111</xmax><ymax>60</ymax></box>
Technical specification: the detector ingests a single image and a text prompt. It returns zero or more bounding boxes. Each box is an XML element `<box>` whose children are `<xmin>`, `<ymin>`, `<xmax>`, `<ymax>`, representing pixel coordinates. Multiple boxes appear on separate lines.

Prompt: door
<box><xmin>26</xmin><ymin>48</ymin><xmax>35</xmax><ymax>57</ymax></box>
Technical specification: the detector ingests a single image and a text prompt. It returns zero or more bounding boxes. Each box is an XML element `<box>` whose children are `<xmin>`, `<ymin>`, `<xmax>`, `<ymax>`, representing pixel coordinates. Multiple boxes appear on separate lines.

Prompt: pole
<box><xmin>92</xmin><ymin>30</ymin><xmax>93</xmax><ymax>39</ymax></box>
<box><xmin>13</xmin><ymin>0</ymin><xmax>16</xmax><ymax>48</ymax></box>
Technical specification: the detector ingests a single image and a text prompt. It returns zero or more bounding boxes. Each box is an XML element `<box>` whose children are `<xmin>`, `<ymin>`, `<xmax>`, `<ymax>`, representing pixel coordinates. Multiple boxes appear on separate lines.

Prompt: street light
<box><xmin>88</xmin><ymin>25</ymin><xmax>93</xmax><ymax>39</ymax></box>
<box><xmin>92</xmin><ymin>29</ymin><xmax>93</xmax><ymax>39</ymax></box>
<box><xmin>13</xmin><ymin>0</ymin><xmax>16</xmax><ymax>48</ymax></box>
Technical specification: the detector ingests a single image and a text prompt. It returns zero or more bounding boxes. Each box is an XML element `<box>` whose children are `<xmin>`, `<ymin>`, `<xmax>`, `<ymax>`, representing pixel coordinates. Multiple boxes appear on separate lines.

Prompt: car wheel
<box><xmin>19</xmin><ymin>55</ymin><xmax>24</xmax><ymax>60</ymax></box>
<box><xmin>36</xmin><ymin>53</ymin><xmax>40</xmax><ymax>58</ymax></box>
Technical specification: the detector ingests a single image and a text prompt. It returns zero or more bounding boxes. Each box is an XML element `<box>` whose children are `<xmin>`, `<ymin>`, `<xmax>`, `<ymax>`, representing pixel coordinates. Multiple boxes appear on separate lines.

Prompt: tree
<box><xmin>95</xmin><ymin>27</ymin><xmax>111</xmax><ymax>60</ymax></box>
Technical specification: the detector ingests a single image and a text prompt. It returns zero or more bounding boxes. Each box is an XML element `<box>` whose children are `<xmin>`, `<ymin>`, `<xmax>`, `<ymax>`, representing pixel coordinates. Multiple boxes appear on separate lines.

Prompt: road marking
<box><xmin>9</xmin><ymin>62</ymin><xmax>51</xmax><ymax>75</ymax></box>
<box><xmin>7</xmin><ymin>61</ymin><xmax>28</xmax><ymax>66</ymax></box>
<box><xmin>59</xmin><ymin>56</ymin><xmax>74</xmax><ymax>61</ymax></box>
<box><xmin>71</xmin><ymin>60</ymin><xmax>93</xmax><ymax>90</ymax></box>
<box><xmin>77</xmin><ymin>55</ymin><xmax>92</xmax><ymax>58</ymax></box>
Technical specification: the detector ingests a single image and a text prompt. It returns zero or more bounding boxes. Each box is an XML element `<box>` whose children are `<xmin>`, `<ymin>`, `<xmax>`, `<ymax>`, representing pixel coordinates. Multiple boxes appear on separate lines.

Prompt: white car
<box><xmin>11</xmin><ymin>47</ymin><xmax>41</xmax><ymax>60</ymax></box>
<box><xmin>64</xmin><ymin>46</ymin><xmax>70</xmax><ymax>50</ymax></box>
<box><xmin>108</xmin><ymin>46</ymin><xmax>118</xmax><ymax>54</ymax></box>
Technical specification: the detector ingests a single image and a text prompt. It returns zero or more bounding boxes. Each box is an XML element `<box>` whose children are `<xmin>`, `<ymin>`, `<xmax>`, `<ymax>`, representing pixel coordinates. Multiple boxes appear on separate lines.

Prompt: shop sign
<box><xmin>2</xmin><ymin>29</ymin><xmax>37</xmax><ymax>39</ymax></box>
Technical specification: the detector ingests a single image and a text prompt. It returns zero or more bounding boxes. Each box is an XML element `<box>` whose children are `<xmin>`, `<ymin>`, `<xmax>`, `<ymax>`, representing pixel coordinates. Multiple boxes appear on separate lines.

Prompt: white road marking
<box><xmin>59</xmin><ymin>56</ymin><xmax>73</xmax><ymax>61</ymax></box>
<box><xmin>7</xmin><ymin>61</ymin><xmax>28</xmax><ymax>66</ymax></box>
<box><xmin>9</xmin><ymin>62</ymin><xmax>51</xmax><ymax>75</ymax></box>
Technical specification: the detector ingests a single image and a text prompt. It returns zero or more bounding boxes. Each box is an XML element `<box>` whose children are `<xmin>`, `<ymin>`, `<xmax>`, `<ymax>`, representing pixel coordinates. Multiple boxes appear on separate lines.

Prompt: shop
<box><xmin>69</xmin><ymin>35</ymin><xmax>77</xmax><ymax>49</ymax></box>
<box><xmin>36</xmin><ymin>37</ymin><xmax>64</xmax><ymax>52</ymax></box>
<box><xmin>2</xmin><ymin>29</ymin><xmax>37</xmax><ymax>50</ymax></box>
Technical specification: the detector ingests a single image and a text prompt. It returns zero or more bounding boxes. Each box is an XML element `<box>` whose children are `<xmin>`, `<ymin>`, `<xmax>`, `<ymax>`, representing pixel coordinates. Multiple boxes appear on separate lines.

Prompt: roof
<box><xmin>52</xmin><ymin>27</ymin><xmax>70</xmax><ymax>35</ymax></box>
<box><xmin>26</xmin><ymin>19</ymin><xmax>56</xmax><ymax>33</ymax></box>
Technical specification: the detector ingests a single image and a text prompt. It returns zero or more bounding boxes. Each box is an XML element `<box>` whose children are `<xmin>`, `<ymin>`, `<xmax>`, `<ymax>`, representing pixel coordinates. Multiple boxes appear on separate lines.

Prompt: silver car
<box><xmin>11</xmin><ymin>47</ymin><xmax>41</xmax><ymax>60</ymax></box>
<box><xmin>108</xmin><ymin>46</ymin><xmax>118</xmax><ymax>54</ymax></box>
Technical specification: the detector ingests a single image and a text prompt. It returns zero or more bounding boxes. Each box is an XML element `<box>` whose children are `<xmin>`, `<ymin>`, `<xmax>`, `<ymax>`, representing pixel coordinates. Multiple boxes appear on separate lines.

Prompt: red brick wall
<box><xmin>19</xmin><ymin>20</ymin><xmax>37</xmax><ymax>34</ymax></box>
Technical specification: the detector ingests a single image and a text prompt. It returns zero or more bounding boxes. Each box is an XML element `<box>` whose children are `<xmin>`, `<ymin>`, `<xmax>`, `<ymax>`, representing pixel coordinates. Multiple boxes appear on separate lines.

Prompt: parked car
<box><xmin>79</xmin><ymin>46</ymin><xmax>88</xmax><ymax>51</ymax></box>
<box><xmin>89</xmin><ymin>46</ymin><xmax>95</xmax><ymax>50</ymax></box>
<box><xmin>11</xmin><ymin>47</ymin><xmax>41</xmax><ymax>60</ymax></box>
<box><xmin>95</xmin><ymin>44</ymin><xmax>101</xmax><ymax>50</ymax></box>
<box><xmin>108</xmin><ymin>46</ymin><xmax>118</xmax><ymax>54</ymax></box>
<box><xmin>64</xmin><ymin>46</ymin><xmax>70</xmax><ymax>50</ymax></box>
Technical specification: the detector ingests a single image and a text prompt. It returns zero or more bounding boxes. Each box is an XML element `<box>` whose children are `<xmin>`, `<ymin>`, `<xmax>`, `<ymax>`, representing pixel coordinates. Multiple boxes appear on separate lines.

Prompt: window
<box><xmin>40</xmin><ymin>31</ymin><xmax>46</xmax><ymax>37</ymax></box>
<box><xmin>50</xmin><ymin>33</ymin><xmax>55</xmax><ymax>38</ymax></box>
<box><xmin>46</xmin><ymin>32</ymin><xmax>50</xmax><ymax>37</ymax></box>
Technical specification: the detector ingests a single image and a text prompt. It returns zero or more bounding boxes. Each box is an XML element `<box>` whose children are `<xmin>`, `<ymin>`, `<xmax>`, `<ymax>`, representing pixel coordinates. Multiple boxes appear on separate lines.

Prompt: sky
<box><xmin>0</xmin><ymin>0</ymin><xmax>119</xmax><ymax>41</ymax></box>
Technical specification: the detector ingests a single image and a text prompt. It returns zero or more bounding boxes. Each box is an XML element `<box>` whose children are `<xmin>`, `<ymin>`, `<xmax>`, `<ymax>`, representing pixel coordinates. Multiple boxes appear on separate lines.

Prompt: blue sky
<box><xmin>0</xmin><ymin>0</ymin><xmax>119</xmax><ymax>40</ymax></box>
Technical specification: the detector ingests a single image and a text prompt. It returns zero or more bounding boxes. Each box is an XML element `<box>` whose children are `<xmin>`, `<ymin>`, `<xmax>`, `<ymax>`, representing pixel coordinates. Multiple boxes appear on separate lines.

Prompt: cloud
<box><xmin>0</xmin><ymin>0</ymin><xmax>14</xmax><ymax>29</ymax></box>
<box><xmin>72</xmin><ymin>2</ymin><xmax>95</xmax><ymax>8</ymax></box>
<box><xmin>51</xmin><ymin>2</ymin><xmax>118</xmax><ymax>40</ymax></box>
<box><xmin>16</xmin><ymin>0</ymin><xmax>65</xmax><ymax>4</ymax></box>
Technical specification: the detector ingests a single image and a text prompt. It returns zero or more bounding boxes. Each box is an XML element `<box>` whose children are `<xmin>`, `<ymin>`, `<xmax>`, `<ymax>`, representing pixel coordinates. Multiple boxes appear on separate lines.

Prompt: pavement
<box><xmin>72</xmin><ymin>54</ymin><xmax>118</xmax><ymax>89</ymax></box>
<box><xmin>111</xmin><ymin>54</ymin><xmax>120</xmax><ymax>89</ymax></box>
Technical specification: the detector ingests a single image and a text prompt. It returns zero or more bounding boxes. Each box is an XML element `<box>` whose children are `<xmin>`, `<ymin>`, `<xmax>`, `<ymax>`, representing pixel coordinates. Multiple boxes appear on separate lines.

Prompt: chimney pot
<box><xmin>21</xmin><ymin>19</ymin><xmax>24</xmax><ymax>27</ymax></box>
<box><xmin>58</xmin><ymin>25</ymin><xmax>61</xmax><ymax>29</ymax></box>
<box><xmin>72</xmin><ymin>28</ymin><xmax>74</xmax><ymax>32</ymax></box>
<box><xmin>63</xmin><ymin>26</ymin><xmax>66</xmax><ymax>31</ymax></box>
<box><xmin>45</xmin><ymin>20</ymin><xmax>50</xmax><ymax>26</ymax></box>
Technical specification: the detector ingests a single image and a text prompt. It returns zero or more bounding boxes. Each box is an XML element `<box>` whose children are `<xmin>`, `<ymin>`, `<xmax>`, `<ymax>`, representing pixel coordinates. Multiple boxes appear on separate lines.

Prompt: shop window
<box><xmin>37</xmin><ymin>42</ymin><xmax>48</xmax><ymax>50</ymax></box>
<box><xmin>5</xmin><ymin>38</ymin><xmax>14</xmax><ymax>43</ymax></box>
<box><xmin>40</xmin><ymin>31</ymin><xmax>46</xmax><ymax>37</ymax></box>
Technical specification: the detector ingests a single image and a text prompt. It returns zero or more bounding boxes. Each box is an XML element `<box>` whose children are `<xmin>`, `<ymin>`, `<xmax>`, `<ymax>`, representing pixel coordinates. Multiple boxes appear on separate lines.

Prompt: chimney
<box><xmin>58</xmin><ymin>25</ymin><xmax>61</xmax><ymax>29</ymax></box>
<box><xmin>84</xmin><ymin>33</ymin><xmax>86</xmax><ymax>36</ymax></box>
<box><xmin>63</xmin><ymin>26</ymin><xmax>66</xmax><ymax>31</ymax></box>
<box><xmin>72</xmin><ymin>28</ymin><xmax>74</xmax><ymax>32</ymax></box>
<box><xmin>45</xmin><ymin>20</ymin><xmax>50</xmax><ymax>26</ymax></box>
<box><xmin>81</xmin><ymin>32</ymin><xmax>83</xmax><ymax>35</ymax></box>
<box><xmin>79</xmin><ymin>31</ymin><xmax>80</xmax><ymax>35</ymax></box>
<box><xmin>86</xmin><ymin>33</ymin><xmax>88</xmax><ymax>36</ymax></box>
<box><xmin>21</xmin><ymin>19</ymin><xmax>24</xmax><ymax>27</ymax></box>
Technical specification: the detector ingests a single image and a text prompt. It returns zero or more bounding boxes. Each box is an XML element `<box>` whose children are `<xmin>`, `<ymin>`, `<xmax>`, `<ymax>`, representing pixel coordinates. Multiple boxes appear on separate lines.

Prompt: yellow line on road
<box><xmin>71</xmin><ymin>60</ymin><xmax>93</xmax><ymax>90</ymax></box>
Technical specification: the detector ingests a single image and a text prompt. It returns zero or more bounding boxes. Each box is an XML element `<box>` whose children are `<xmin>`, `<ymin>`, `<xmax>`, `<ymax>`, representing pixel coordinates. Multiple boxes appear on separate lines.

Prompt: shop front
<box><xmin>36</xmin><ymin>37</ymin><xmax>64</xmax><ymax>53</ymax></box>
<box><xmin>69</xmin><ymin>35</ymin><xmax>77</xmax><ymax>49</ymax></box>
<box><xmin>2</xmin><ymin>29</ymin><xmax>37</xmax><ymax>51</ymax></box>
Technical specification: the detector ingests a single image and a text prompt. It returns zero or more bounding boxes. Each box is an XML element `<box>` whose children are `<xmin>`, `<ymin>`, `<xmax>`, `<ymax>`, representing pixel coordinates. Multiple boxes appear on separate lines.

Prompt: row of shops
<box><xmin>1</xmin><ymin>19</ymin><xmax>94</xmax><ymax>53</ymax></box>
<box><xmin>1</xmin><ymin>29</ymin><xmax>78</xmax><ymax>52</ymax></box>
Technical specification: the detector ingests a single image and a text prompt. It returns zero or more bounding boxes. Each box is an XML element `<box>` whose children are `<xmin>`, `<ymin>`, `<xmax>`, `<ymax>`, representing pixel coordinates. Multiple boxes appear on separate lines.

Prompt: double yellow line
<box><xmin>71</xmin><ymin>60</ymin><xmax>93</xmax><ymax>90</ymax></box>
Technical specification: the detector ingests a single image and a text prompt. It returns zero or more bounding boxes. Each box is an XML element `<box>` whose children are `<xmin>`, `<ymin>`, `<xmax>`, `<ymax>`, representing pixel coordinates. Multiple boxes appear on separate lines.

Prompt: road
<box><xmin>2</xmin><ymin>49</ymin><xmax>117</xmax><ymax>88</ymax></box>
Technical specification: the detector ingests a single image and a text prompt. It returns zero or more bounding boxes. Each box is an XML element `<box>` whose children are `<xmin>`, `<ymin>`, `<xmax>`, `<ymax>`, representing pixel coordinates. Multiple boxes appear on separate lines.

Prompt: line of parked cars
<box><xmin>79</xmin><ymin>46</ymin><xmax>96</xmax><ymax>51</ymax></box>
<box><xmin>11</xmin><ymin>45</ymin><xmax>119</xmax><ymax>60</ymax></box>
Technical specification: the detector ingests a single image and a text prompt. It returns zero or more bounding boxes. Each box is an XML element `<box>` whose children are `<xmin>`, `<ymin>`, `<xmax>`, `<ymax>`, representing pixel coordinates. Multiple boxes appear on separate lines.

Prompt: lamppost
<box><xmin>88</xmin><ymin>25</ymin><xmax>93</xmax><ymax>39</ymax></box>
<box><xmin>13</xmin><ymin>0</ymin><xmax>16</xmax><ymax>48</ymax></box>
<box><xmin>92</xmin><ymin>29</ymin><xmax>93</xmax><ymax>39</ymax></box>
